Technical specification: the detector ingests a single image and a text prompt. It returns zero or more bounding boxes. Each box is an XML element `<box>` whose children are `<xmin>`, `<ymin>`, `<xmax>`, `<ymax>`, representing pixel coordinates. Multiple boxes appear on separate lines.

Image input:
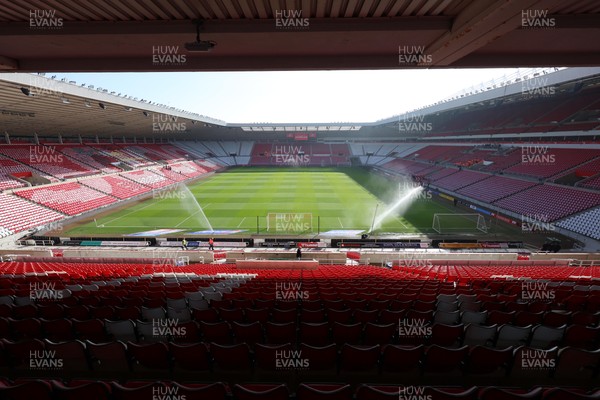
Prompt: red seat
<box><xmin>112</xmin><ymin>381</ymin><xmax>165</xmax><ymax>400</ymax></box>
<box><xmin>114</xmin><ymin>306</ymin><xmax>141</xmax><ymax>320</ymax></box>
<box><xmin>363</xmin><ymin>323</ymin><xmax>396</xmax><ymax>345</ymax></box>
<box><xmin>233</xmin><ymin>321</ymin><xmax>264</xmax><ymax>344</ymax></box>
<box><xmin>200</xmin><ymin>321</ymin><xmax>232</xmax><ymax>344</ymax></box>
<box><xmin>169</xmin><ymin>342</ymin><xmax>211</xmax><ymax>373</ymax></box>
<box><xmin>64</xmin><ymin>305</ymin><xmax>90</xmax><ymax>320</ymax></box>
<box><xmin>265</xmin><ymin>322</ymin><xmax>296</xmax><ymax>345</ymax></box>
<box><xmin>45</xmin><ymin>339</ymin><xmax>90</xmax><ymax>376</ymax></box>
<box><xmin>488</xmin><ymin>310</ymin><xmax>515</xmax><ymax>325</ymax></box>
<box><xmin>355</xmin><ymin>385</ymin><xmax>403</xmax><ymax>400</ymax></box>
<box><xmin>254</xmin><ymin>342</ymin><xmax>293</xmax><ymax>381</ymax></box>
<box><xmin>0</xmin><ymin>380</ymin><xmax>52</xmax><ymax>400</ymax></box>
<box><xmin>73</xmin><ymin>319</ymin><xmax>109</xmax><ymax>342</ymax></box>
<box><xmin>87</xmin><ymin>340</ymin><xmax>130</xmax><ymax>376</ymax></box>
<box><xmin>380</xmin><ymin>344</ymin><xmax>423</xmax><ymax>378</ymax></box>
<box><xmin>172</xmin><ymin>382</ymin><xmax>228</xmax><ymax>400</ymax></box>
<box><xmin>479</xmin><ymin>387</ymin><xmax>543</xmax><ymax>400</ymax></box>
<box><xmin>553</xmin><ymin>347</ymin><xmax>600</xmax><ymax>382</ymax></box>
<box><xmin>543</xmin><ymin>311</ymin><xmax>571</xmax><ymax>327</ymax></box>
<box><xmin>233</xmin><ymin>383</ymin><xmax>290</xmax><ymax>400</ymax></box>
<box><xmin>422</xmin><ymin>344</ymin><xmax>469</xmax><ymax>376</ymax></box>
<box><xmin>339</xmin><ymin>344</ymin><xmax>380</xmax><ymax>376</ymax></box>
<box><xmin>542</xmin><ymin>388</ymin><xmax>600</xmax><ymax>400</ymax></box>
<box><xmin>3</xmin><ymin>338</ymin><xmax>45</xmax><ymax>372</ymax></box>
<box><xmin>299</xmin><ymin>322</ymin><xmax>331</xmax><ymax>346</ymax></box>
<box><xmin>327</xmin><ymin>308</ymin><xmax>353</xmax><ymax>325</ymax></box>
<box><xmin>245</xmin><ymin>307</ymin><xmax>270</xmax><ymax>323</ymax></box>
<box><xmin>90</xmin><ymin>305</ymin><xmax>115</xmax><ymax>320</ymax></box>
<box><xmin>563</xmin><ymin>325</ymin><xmax>600</xmax><ymax>349</ymax></box>
<box><xmin>127</xmin><ymin>341</ymin><xmax>170</xmax><ymax>375</ymax></box>
<box><xmin>296</xmin><ymin>383</ymin><xmax>353</xmax><ymax>400</ymax></box>
<box><xmin>301</xmin><ymin>308</ymin><xmax>326</xmax><ymax>323</ymax></box>
<box><xmin>465</xmin><ymin>345</ymin><xmax>512</xmax><ymax>377</ymax></box>
<box><xmin>41</xmin><ymin>318</ymin><xmax>74</xmax><ymax>341</ymax></box>
<box><xmin>218</xmin><ymin>307</ymin><xmax>245</xmax><ymax>322</ymax></box>
<box><xmin>429</xmin><ymin>323</ymin><xmax>463</xmax><ymax>347</ymax></box>
<box><xmin>191</xmin><ymin>308</ymin><xmax>220</xmax><ymax>323</ymax></box>
<box><xmin>51</xmin><ymin>380</ymin><xmax>111</xmax><ymax>400</ymax></box>
<box><xmin>379</xmin><ymin>309</ymin><xmax>405</xmax><ymax>324</ymax></box>
<box><xmin>271</xmin><ymin>308</ymin><xmax>297</xmax><ymax>323</ymax></box>
<box><xmin>37</xmin><ymin>304</ymin><xmax>65</xmax><ymax>320</ymax></box>
<box><xmin>354</xmin><ymin>309</ymin><xmax>379</xmax><ymax>324</ymax></box>
<box><xmin>210</xmin><ymin>342</ymin><xmax>253</xmax><ymax>379</ymax></box>
<box><xmin>298</xmin><ymin>342</ymin><xmax>338</xmax><ymax>380</ymax></box>
<box><xmin>331</xmin><ymin>322</ymin><xmax>363</xmax><ymax>345</ymax></box>
<box><xmin>514</xmin><ymin>311</ymin><xmax>544</xmax><ymax>327</ymax></box>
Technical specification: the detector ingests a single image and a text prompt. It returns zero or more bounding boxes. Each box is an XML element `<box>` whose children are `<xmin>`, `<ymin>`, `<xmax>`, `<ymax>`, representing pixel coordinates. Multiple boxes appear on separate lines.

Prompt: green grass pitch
<box><xmin>64</xmin><ymin>167</ymin><xmax>490</xmax><ymax>236</ymax></box>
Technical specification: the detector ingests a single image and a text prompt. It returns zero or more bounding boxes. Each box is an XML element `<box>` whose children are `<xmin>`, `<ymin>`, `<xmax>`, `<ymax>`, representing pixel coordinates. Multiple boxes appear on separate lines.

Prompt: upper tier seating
<box><xmin>503</xmin><ymin>148</ymin><xmax>599</xmax><ymax>179</ymax></box>
<box><xmin>406</xmin><ymin>145</ymin><xmax>472</xmax><ymax>163</ymax></box>
<box><xmin>14</xmin><ymin>182</ymin><xmax>117</xmax><ymax>215</ymax></box>
<box><xmin>0</xmin><ymin>145</ymin><xmax>97</xmax><ymax>179</ymax></box>
<box><xmin>421</xmin><ymin>85</ymin><xmax>600</xmax><ymax>137</ymax></box>
<box><xmin>380</xmin><ymin>159</ymin><xmax>436</xmax><ymax>175</ymax></box>
<box><xmin>55</xmin><ymin>145</ymin><xmax>121</xmax><ymax>173</ymax></box>
<box><xmin>249</xmin><ymin>143</ymin><xmax>351</xmax><ymax>166</ymax></box>
<box><xmin>429</xmin><ymin>170</ymin><xmax>490</xmax><ymax>192</ymax></box>
<box><xmin>88</xmin><ymin>144</ymin><xmax>154</xmax><ymax>168</ymax></box>
<box><xmin>125</xmin><ymin>144</ymin><xmax>187</xmax><ymax>163</ymax></box>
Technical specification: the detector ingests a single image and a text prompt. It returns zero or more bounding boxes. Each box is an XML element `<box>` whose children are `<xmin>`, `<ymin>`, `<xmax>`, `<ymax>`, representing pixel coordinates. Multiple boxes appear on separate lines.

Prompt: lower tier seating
<box><xmin>14</xmin><ymin>182</ymin><xmax>117</xmax><ymax>216</ymax></box>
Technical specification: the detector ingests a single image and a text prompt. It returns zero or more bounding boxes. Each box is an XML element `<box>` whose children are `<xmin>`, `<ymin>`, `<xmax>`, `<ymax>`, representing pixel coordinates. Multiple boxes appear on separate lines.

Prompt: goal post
<box><xmin>266</xmin><ymin>212</ymin><xmax>313</xmax><ymax>233</ymax></box>
<box><xmin>432</xmin><ymin>213</ymin><xmax>488</xmax><ymax>234</ymax></box>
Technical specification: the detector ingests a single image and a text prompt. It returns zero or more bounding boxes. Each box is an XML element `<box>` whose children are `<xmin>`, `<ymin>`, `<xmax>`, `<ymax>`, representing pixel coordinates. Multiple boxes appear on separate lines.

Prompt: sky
<box><xmin>48</xmin><ymin>68</ymin><xmax>534</xmax><ymax>124</ymax></box>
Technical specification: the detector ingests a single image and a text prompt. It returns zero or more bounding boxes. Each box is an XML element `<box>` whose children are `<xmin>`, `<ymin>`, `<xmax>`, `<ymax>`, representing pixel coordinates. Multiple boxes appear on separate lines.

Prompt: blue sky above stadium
<box><xmin>50</xmin><ymin>68</ymin><xmax>525</xmax><ymax>123</ymax></box>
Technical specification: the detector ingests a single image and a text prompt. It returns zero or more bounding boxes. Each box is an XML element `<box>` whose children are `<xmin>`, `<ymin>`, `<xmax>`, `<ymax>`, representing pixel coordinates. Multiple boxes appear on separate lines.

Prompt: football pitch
<box><xmin>64</xmin><ymin>167</ymin><xmax>492</xmax><ymax>237</ymax></box>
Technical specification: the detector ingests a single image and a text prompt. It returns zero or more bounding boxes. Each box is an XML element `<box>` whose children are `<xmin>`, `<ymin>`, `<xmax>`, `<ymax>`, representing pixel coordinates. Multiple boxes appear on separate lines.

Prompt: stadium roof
<box><xmin>0</xmin><ymin>0</ymin><xmax>599</xmax><ymax>72</ymax></box>
<box><xmin>1</xmin><ymin>67</ymin><xmax>600</xmax><ymax>140</ymax></box>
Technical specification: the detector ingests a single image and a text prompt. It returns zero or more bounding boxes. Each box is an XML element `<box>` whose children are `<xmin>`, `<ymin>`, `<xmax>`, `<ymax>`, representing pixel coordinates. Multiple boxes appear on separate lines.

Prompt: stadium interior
<box><xmin>0</xmin><ymin>1</ymin><xmax>599</xmax><ymax>399</ymax></box>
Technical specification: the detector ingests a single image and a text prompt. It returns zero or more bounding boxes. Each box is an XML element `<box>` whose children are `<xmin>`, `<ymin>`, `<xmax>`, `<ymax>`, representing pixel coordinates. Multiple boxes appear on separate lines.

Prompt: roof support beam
<box><xmin>424</xmin><ymin>0</ymin><xmax>566</xmax><ymax>66</ymax></box>
<box><xmin>0</xmin><ymin>55</ymin><xmax>18</xmax><ymax>69</ymax></box>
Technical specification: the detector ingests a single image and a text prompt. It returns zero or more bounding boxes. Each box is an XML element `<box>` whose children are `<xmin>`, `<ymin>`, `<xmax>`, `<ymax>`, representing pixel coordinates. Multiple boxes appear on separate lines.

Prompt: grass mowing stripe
<box><xmin>62</xmin><ymin>167</ymin><xmax>491</xmax><ymax>236</ymax></box>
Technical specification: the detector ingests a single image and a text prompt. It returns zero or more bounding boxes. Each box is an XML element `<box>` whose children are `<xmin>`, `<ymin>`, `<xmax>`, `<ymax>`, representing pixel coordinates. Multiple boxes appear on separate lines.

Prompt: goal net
<box><xmin>266</xmin><ymin>212</ymin><xmax>313</xmax><ymax>233</ymax></box>
<box><xmin>432</xmin><ymin>213</ymin><xmax>488</xmax><ymax>234</ymax></box>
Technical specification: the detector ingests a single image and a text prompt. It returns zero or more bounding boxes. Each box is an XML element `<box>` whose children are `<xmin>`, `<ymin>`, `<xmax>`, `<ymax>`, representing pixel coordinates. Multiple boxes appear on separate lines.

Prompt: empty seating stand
<box><xmin>79</xmin><ymin>175</ymin><xmax>152</xmax><ymax>199</ymax></box>
<box><xmin>14</xmin><ymin>182</ymin><xmax>117</xmax><ymax>215</ymax></box>
<box><xmin>0</xmin><ymin>193</ymin><xmax>64</xmax><ymax>233</ymax></box>
<box><xmin>0</xmin><ymin>261</ymin><xmax>597</xmax><ymax>395</ymax></box>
